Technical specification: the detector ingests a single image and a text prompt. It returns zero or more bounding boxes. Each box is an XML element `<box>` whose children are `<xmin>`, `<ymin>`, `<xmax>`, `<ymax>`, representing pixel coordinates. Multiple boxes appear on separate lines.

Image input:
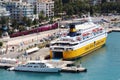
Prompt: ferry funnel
<box><xmin>68</xmin><ymin>24</ymin><xmax>77</xmax><ymax>37</ymax></box>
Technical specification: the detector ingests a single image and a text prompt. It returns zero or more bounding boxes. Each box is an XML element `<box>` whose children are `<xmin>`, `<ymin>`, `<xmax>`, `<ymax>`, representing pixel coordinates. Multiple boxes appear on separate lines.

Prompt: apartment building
<box><xmin>36</xmin><ymin>0</ymin><xmax>54</xmax><ymax>17</ymax></box>
<box><xmin>24</xmin><ymin>0</ymin><xmax>54</xmax><ymax>17</ymax></box>
<box><xmin>0</xmin><ymin>6</ymin><xmax>10</xmax><ymax>17</ymax></box>
<box><xmin>5</xmin><ymin>0</ymin><xmax>34</xmax><ymax>21</ymax></box>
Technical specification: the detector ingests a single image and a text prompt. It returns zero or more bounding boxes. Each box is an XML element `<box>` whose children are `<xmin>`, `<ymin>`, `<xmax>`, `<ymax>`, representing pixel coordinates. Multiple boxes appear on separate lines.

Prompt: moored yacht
<box><xmin>8</xmin><ymin>60</ymin><xmax>61</xmax><ymax>73</ymax></box>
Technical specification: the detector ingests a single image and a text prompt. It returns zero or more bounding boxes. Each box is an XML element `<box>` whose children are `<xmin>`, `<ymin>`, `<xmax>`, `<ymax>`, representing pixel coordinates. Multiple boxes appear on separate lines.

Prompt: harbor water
<box><xmin>0</xmin><ymin>32</ymin><xmax>120</xmax><ymax>80</ymax></box>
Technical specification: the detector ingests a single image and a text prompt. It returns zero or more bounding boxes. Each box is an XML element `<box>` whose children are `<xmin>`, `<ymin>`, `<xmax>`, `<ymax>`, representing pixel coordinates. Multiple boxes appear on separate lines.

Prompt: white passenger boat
<box><xmin>8</xmin><ymin>60</ymin><xmax>61</xmax><ymax>73</ymax></box>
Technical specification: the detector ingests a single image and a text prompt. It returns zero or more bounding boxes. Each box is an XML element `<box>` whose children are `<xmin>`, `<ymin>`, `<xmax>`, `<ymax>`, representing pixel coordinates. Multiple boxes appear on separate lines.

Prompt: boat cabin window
<box><xmin>52</xmin><ymin>43</ymin><xmax>70</xmax><ymax>46</ymax></box>
<box><xmin>38</xmin><ymin>63</ymin><xmax>45</xmax><ymax>66</ymax></box>
<box><xmin>39</xmin><ymin>65</ymin><xmax>47</xmax><ymax>68</ymax></box>
<box><xmin>34</xmin><ymin>66</ymin><xmax>38</xmax><ymax>68</ymax></box>
<box><xmin>22</xmin><ymin>65</ymin><xmax>26</xmax><ymax>67</ymax></box>
<box><xmin>30</xmin><ymin>63</ymin><xmax>35</xmax><ymax>64</ymax></box>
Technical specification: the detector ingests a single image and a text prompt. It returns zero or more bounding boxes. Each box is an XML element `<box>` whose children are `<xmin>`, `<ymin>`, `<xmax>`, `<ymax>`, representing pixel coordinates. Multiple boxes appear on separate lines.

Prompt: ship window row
<box><xmin>80</xmin><ymin>32</ymin><xmax>106</xmax><ymax>44</ymax></box>
<box><xmin>52</xmin><ymin>43</ymin><xmax>78</xmax><ymax>46</ymax></box>
<box><xmin>54</xmin><ymin>48</ymin><xmax>64</xmax><ymax>50</ymax></box>
<box><xmin>82</xmin><ymin>30</ymin><xmax>103</xmax><ymax>40</ymax></box>
<box><xmin>93</xmin><ymin>30</ymin><xmax>103</xmax><ymax>35</ymax></box>
<box><xmin>28</xmin><ymin>63</ymin><xmax>45</xmax><ymax>65</ymax></box>
<box><xmin>83</xmin><ymin>36</ymin><xmax>90</xmax><ymax>40</ymax></box>
<box><xmin>20</xmin><ymin>65</ymin><xmax>48</xmax><ymax>68</ymax></box>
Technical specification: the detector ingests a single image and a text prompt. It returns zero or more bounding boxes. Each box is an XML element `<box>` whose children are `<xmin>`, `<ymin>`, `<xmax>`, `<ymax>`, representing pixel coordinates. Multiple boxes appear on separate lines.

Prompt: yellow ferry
<box><xmin>49</xmin><ymin>18</ymin><xmax>107</xmax><ymax>60</ymax></box>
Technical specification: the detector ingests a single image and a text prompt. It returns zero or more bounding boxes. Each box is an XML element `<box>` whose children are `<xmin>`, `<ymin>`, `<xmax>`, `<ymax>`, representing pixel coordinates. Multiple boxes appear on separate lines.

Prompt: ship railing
<box><xmin>52</xmin><ymin>49</ymin><xmax>64</xmax><ymax>52</ymax></box>
<box><xmin>50</xmin><ymin>46</ymin><xmax>74</xmax><ymax>51</ymax></box>
<box><xmin>50</xmin><ymin>47</ymin><xmax>64</xmax><ymax>51</ymax></box>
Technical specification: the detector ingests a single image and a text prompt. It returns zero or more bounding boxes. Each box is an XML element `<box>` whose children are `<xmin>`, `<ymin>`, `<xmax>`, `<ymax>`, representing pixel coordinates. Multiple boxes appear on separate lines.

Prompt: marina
<box><xmin>2</xmin><ymin>59</ymin><xmax>87</xmax><ymax>73</ymax></box>
<box><xmin>0</xmin><ymin>0</ymin><xmax>120</xmax><ymax>79</ymax></box>
<box><xmin>0</xmin><ymin>15</ymin><xmax>120</xmax><ymax>79</ymax></box>
<box><xmin>0</xmin><ymin>16</ymin><xmax>120</xmax><ymax>72</ymax></box>
<box><xmin>0</xmin><ymin>32</ymin><xmax>120</xmax><ymax>80</ymax></box>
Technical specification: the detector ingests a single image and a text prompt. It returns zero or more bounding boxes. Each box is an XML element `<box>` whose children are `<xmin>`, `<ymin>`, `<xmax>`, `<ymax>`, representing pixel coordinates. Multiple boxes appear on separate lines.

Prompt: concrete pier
<box><xmin>61</xmin><ymin>67</ymin><xmax>87</xmax><ymax>73</ymax></box>
<box><xmin>107</xmin><ymin>27</ymin><xmax>120</xmax><ymax>33</ymax></box>
<box><xmin>0</xmin><ymin>63</ymin><xmax>15</xmax><ymax>69</ymax></box>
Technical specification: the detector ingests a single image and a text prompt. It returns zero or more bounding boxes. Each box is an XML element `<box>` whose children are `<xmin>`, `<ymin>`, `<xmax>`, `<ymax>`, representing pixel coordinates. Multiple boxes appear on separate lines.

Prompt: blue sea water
<box><xmin>1</xmin><ymin>32</ymin><xmax>120</xmax><ymax>80</ymax></box>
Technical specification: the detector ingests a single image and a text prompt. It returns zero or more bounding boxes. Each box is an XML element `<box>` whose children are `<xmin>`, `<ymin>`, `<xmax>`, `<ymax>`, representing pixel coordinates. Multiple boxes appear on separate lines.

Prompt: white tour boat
<box><xmin>8</xmin><ymin>60</ymin><xmax>61</xmax><ymax>73</ymax></box>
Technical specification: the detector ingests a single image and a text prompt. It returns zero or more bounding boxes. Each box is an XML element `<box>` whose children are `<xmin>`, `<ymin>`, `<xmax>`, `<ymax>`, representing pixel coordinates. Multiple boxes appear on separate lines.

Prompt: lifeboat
<box><xmin>99</xmin><ymin>28</ymin><xmax>103</xmax><ymax>30</ymax></box>
<box><xmin>93</xmin><ymin>28</ymin><xmax>97</xmax><ymax>31</ymax></box>
<box><xmin>82</xmin><ymin>33</ymin><xmax>87</xmax><ymax>36</ymax></box>
<box><xmin>76</xmin><ymin>37</ymin><xmax>81</xmax><ymax>41</ymax></box>
<box><xmin>82</xmin><ymin>33</ymin><xmax>90</xmax><ymax>37</ymax></box>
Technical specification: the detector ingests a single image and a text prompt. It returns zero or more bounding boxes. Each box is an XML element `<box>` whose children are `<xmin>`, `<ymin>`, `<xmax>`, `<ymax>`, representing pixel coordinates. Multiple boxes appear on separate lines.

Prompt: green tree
<box><xmin>19</xmin><ymin>26</ymin><xmax>26</xmax><ymax>32</ymax></box>
<box><xmin>32</xmin><ymin>19</ymin><xmax>38</xmax><ymax>25</ymax></box>
<box><xmin>11</xmin><ymin>19</ymin><xmax>18</xmax><ymax>29</ymax></box>
<box><xmin>49</xmin><ymin>17</ymin><xmax>54</xmax><ymax>24</ymax></box>
<box><xmin>101</xmin><ymin>0</ymin><xmax>107</xmax><ymax>3</ymax></box>
<box><xmin>26</xmin><ymin>18</ymin><xmax>32</xmax><ymax>27</ymax></box>
<box><xmin>101</xmin><ymin>2</ymin><xmax>120</xmax><ymax>14</ymax></box>
<box><xmin>22</xmin><ymin>17</ymin><xmax>27</xmax><ymax>23</ymax></box>
<box><xmin>0</xmin><ymin>16</ymin><xmax>9</xmax><ymax>26</ymax></box>
<box><xmin>39</xmin><ymin>10</ymin><xmax>45</xmax><ymax>22</ymax></box>
<box><xmin>64</xmin><ymin>3</ymin><xmax>74</xmax><ymax>15</ymax></box>
<box><xmin>22</xmin><ymin>17</ymin><xmax>32</xmax><ymax>27</ymax></box>
<box><xmin>0</xmin><ymin>42</ymin><xmax>3</xmax><ymax>47</ymax></box>
<box><xmin>0</xmin><ymin>30</ymin><xmax>2</xmax><ymax>37</ymax></box>
<box><xmin>54</xmin><ymin>0</ymin><xmax>63</xmax><ymax>16</ymax></box>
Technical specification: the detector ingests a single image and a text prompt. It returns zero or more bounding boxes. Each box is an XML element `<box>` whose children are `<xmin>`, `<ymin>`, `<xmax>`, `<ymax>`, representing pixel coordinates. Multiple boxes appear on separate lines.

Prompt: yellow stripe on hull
<box><xmin>50</xmin><ymin>37</ymin><xmax>107</xmax><ymax>60</ymax></box>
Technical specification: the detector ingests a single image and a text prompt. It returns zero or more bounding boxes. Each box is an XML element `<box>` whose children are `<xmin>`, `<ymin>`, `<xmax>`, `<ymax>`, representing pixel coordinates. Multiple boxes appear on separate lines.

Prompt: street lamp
<box><xmin>36</xmin><ymin>25</ymin><xmax>39</xmax><ymax>46</ymax></box>
<box><xmin>57</xmin><ymin>18</ymin><xmax>61</xmax><ymax>32</ymax></box>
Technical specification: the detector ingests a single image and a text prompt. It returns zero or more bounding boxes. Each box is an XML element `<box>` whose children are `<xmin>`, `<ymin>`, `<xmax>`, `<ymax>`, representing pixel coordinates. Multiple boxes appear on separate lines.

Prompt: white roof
<box><xmin>27</xmin><ymin>60</ymin><xmax>47</xmax><ymax>63</ymax></box>
<box><xmin>26</xmin><ymin>47</ymin><xmax>39</xmax><ymax>53</ymax></box>
<box><xmin>0</xmin><ymin>57</ymin><xmax>17</xmax><ymax>61</ymax></box>
<box><xmin>75</xmin><ymin>22</ymin><xmax>95</xmax><ymax>30</ymax></box>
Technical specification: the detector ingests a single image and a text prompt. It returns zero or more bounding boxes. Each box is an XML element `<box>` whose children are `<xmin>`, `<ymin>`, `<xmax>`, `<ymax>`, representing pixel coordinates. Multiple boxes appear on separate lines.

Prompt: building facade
<box><xmin>0</xmin><ymin>6</ymin><xmax>10</xmax><ymax>17</ymax></box>
<box><xmin>5</xmin><ymin>0</ymin><xmax>34</xmax><ymax>21</ymax></box>
<box><xmin>89</xmin><ymin>0</ymin><xmax>120</xmax><ymax>5</ymax></box>
<box><xmin>22</xmin><ymin>0</ymin><xmax>37</xmax><ymax>5</ymax></box>
<box><xmin>36</xmin><ymin>0</ymin><xmax>54</xmax><ymax>17</ymax></box>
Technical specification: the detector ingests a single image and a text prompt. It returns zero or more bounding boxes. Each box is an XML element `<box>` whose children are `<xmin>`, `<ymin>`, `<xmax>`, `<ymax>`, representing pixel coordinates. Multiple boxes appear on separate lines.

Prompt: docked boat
<box><xmin>8</xmin><ymin>60</ymin><xmax>61</xmax><ymax>73</ymax></box>
<box><xmin>49</xmin><ymin>18</ymin><xmax>107</xmax><ymax>60</ymax></box>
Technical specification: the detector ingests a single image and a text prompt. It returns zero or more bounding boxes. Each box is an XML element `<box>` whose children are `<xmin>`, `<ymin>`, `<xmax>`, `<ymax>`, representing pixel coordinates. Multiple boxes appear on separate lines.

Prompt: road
<box><xmin>3</xmin><ymin>28</ymin><xmax>67</xmax><ymax>52</ymax></box>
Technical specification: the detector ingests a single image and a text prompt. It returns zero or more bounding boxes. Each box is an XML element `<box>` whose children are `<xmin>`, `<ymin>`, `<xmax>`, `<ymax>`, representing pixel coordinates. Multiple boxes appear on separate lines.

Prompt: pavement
<box><xmin>18</xmin><ymin>47</ymin><xmax>50</xmax><ymax>61</ymax></box>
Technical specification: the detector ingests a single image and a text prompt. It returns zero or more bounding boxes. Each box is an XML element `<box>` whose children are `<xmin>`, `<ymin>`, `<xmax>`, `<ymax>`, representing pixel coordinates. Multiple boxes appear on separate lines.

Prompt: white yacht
<box><xmin>8</xmin><ymin>60</ymin><xmax>61</xmax><ymax>73</ymax></box>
